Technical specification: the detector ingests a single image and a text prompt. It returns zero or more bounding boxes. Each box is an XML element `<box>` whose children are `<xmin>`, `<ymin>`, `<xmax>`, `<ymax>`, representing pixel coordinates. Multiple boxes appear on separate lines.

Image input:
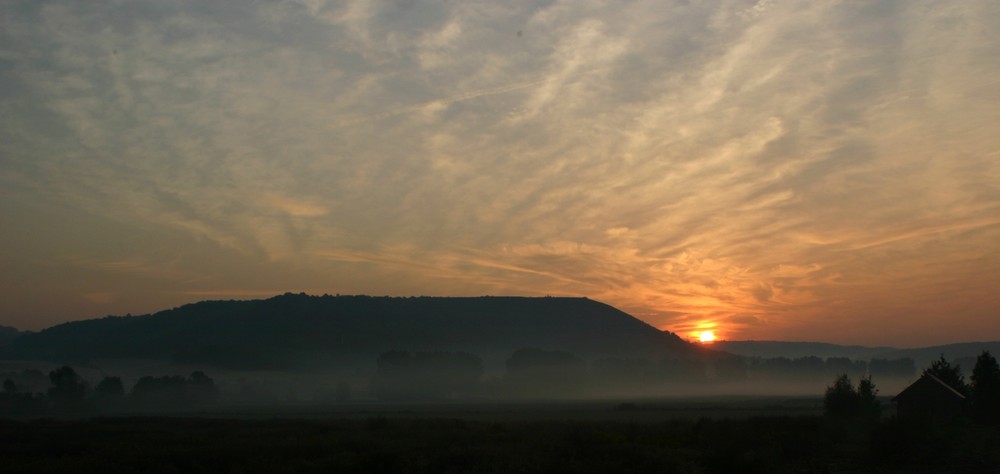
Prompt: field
<box><xmin>2</xmin><ymin>398</ymin><xmax>997</xmax><ymax>473</ymax></box>
<box><xmin>185</xmin><ymin>396</ymin><xmax>829</xmax><ymax>421</ymax></box>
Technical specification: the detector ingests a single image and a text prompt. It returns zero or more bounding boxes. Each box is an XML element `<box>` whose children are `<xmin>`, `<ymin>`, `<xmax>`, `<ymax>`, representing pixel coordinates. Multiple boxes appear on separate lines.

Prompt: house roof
<box><xmin>891</xmin><ymin>373</ymin><xmax>966</xmax><ymax>403</ymax></box>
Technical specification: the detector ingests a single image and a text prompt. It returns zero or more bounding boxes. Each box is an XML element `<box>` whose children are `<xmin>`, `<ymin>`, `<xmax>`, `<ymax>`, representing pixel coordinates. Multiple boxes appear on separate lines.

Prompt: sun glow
<box><xmin>698</xmin><ymin>331</ymin><xmax>716</xmax><ymax>343</ymax></box>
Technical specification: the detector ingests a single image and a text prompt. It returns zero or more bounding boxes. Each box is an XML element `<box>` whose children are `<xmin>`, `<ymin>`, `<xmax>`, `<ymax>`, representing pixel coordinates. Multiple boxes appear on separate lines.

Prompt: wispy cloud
<box><xmin>1</xmin><ymin>0</ymin><xmax>998</xmax><ymax>344</ymax></box>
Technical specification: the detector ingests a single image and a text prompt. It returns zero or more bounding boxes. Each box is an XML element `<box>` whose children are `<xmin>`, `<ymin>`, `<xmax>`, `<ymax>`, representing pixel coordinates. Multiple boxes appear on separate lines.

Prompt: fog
<box><xmin>2</xmin><ymin>348</ymin><xmax>924</xmax><ymax>419</ymax></box>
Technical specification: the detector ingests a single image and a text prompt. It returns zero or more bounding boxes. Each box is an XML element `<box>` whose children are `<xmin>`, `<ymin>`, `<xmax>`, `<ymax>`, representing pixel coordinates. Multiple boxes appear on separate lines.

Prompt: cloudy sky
<box><xmin>1</xmin><ymin>0</ymin><xmax>998</xmax><ymax>346</ymax></box>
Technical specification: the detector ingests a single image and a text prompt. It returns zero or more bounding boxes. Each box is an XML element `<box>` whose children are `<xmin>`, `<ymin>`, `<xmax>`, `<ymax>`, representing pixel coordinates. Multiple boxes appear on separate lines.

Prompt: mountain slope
<box><xmin>9</xmin><ymin>294</ymin><xmax>700</xmax><ymax>369</ymax></box>
<box><xmin>0</xmin><ymin>325</ymin><xmax>21</xmax><ymax>348</ymax></box>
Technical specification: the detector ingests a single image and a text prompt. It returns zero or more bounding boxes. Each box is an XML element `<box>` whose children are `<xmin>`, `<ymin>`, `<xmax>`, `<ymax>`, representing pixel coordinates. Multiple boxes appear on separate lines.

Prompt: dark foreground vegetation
<box><xmin>1</xmin><ymin>414</ymin><xmax>998</xmax><ymax>473</ymax></box>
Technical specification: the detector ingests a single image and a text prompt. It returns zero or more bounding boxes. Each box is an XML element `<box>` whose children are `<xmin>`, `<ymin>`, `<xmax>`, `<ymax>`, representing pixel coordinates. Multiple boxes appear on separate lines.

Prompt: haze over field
<box><xmin>2</xmin><ymin>1</ymin><xmax>999</xmax><ymax>345</ymax></box>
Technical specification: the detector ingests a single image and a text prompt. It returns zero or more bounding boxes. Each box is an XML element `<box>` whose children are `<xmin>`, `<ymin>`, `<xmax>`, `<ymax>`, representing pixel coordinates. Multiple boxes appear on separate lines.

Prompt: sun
<box><xmin>698</xmin><ymin>331</ymin><xmax>716</xmax><ymax>343</ymax></box>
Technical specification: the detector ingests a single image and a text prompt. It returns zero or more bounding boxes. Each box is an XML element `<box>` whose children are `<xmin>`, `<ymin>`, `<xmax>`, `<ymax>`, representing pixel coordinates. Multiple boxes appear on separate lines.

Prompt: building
<box><xmin>891</xmin><ymin>374</ymin><xmax>966</xmax><ymax>421</ymax></box>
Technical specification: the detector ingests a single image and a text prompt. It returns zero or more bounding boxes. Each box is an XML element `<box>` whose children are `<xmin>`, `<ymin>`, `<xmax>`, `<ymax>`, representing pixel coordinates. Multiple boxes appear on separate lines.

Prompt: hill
<box><xmin>0</xmin><ymin>325</ymin><xmax>21</xmax><ymax>349</ymax></box>
<box><xmin>874</xmin><ymin>342</ymin><xmax>1000</xmax><ymax>372</ymax></box>
<box><xmin>0</xmin><ymin>325</ymin><xmax>23</xmax><ymax>360</ymax></box>
<box><xmin>8</xmin><ymin>294</ymin><xmax>702</xmax><ymax>370</ymax></box>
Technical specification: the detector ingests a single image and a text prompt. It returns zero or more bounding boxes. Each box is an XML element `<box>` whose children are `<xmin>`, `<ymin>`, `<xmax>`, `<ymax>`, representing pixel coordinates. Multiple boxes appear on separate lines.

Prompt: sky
<box><xmin>1</xmin><ymin>0</ymin><xmax>998</xmax><ymax>346</ymax></box>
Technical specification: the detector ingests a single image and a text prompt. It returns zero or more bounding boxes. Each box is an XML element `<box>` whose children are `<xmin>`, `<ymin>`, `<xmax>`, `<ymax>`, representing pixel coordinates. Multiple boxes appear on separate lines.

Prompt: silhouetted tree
<box><xmin>923</xmin><ymin>355</ymin><xmax>969</xmax><ymax>396</ymax></box>
<box><xmin>92</xmin><ymin>376</ymin><xmax>125</xmax><ymax>411</ymax></box>
<box><xmin>858</xmin><ymin>375</ymin><xmax>881</xmax><ymax>419</ymax></box>
<box><xmin>825</xmin><ymin>374</ymin><xmax>858</xmax><ymax>418</ymax></box>
<box><xmin>188</xmin><ymin>371</ymin><xmax>220</xmax><ymax>404</ymax></box>
<box><xmin>16</xmin><ymin>369</ymin><xmax>48</xmax><ymax>394</ymax></box>
<box><xmin>824</xmin><ymin>374</ymin><xmax>880</xmax><ymax>420</ymax></box>
<box><xmin>0</xmin><ymin>369</ymin><xmax>46</xmax><ymax>397</ymax></box>
<box><xmin>130</xmin><ymin>372</ymin><xmax>218</xmax><ymax>409</ymax></box>
<box><xmin>971</xmin><ymin>351</ymin><xmax>1000</xmax><ymax>424</ymax></box>
<box><xmin>0</xmin><ymin>378</ymin><xmax>45</xmax><ymax>417</ymax></box>
<box><xmin>47</xmin><ymin>366</ymin><xmax>88</xmax><ymax>409</ymax></box>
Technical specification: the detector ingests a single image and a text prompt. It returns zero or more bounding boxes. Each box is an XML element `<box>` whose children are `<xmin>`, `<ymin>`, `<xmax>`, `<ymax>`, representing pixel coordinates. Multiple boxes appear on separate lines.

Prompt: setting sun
<box><xmin>698</xmin><ymin>331</ymin><xmax>716</xmax><ymax>343</ymax></box>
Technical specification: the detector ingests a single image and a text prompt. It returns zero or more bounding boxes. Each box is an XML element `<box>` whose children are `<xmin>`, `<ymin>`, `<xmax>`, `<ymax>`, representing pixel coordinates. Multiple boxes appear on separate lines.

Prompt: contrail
<box><xmin>331</xmin><ymin>78</ymin><xmax>547</xmax><ymax>129</ymax></box>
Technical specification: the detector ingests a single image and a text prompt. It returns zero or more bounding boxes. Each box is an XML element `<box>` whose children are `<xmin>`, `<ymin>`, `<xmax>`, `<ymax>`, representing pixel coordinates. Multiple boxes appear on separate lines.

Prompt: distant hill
<box><xmin>874</xmin><ymin>342</ymin><xmax>1000</xmax><ymax>372</ymax></box>
<box><xmin>8</xmin><ymin>294</ymin><xmax>703</xmax><ymax>370</ymax></box>
<box><xmin>714</xmin><ymin>340</ymin><xmax>1000</xmax><ymax>371</ymax></box>
<box><xmin>711</xmin><ymin>341</ymin><xmax>896</xmax><ymax>361</ymax></box>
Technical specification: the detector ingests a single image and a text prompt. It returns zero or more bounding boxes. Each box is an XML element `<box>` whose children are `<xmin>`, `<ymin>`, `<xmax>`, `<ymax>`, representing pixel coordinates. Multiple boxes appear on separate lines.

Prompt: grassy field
<box><xmin>187</xmin><ymin>396</ymin><xmax>828</xmax><ymax>422</ymax></box>
<box><xmin>2</xmin><ymin>398</ymin><xmax>997</xmax><ymax>473</ymax></box>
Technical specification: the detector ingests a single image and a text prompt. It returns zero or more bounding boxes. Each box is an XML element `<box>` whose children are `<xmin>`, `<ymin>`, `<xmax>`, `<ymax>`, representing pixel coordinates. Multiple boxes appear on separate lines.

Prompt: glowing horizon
<box><xmin>1</xmin><ymin>1</ymin><xmax>999</xmax><ymax>346</ymax></box>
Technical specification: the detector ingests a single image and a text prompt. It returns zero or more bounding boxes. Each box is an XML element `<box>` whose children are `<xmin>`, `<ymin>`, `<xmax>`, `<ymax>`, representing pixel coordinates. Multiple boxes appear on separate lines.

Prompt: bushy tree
<box><xmin>971</xmin><ymin>351</ymin><xmax>1000</xmax><ymax>424</ymax></box>
<box><xmin>824</xmin><ymin>374</ymin><xmax>881</xmax><ymax>420</ymax></box>
<box><xmin>130</xmin><ymin>372</ymin><xmax>218</xmax><ymax>409</ymax></box>
<box><xmin>92</xmin><ymin>376</ymin><xmax>125</xmax><ymax>411</ymax></box>
<box><xmin>825</xmin><ymin>374</ymin><xmax>858</xmax><ymax>418</ymax></box>
<box><xmin>923</xmin><ymin>355</ymin><xmax>969</xmax><ymax>396</ymax></box>
<box><xmin>857</xmin><ymin>376</ymin><xmax>881</xmax><ymax>418</ymax></box>
<box><xmin>0</xmin><ymin>378</ymin><xmax>45</xmax><ymax>417</ymax></box>
<box><xmin>189</xmin><ymin>371</ymin><xmax>219</xmax><ymax>405</ymax></box>
<box><xmin>47</xmin><ymin>366</ymin><xmax>87</xmax><ymax>404</ymax></box>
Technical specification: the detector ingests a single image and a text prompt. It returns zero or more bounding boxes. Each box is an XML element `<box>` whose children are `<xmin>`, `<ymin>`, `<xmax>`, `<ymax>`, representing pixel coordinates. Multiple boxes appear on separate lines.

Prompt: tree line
<box><xmin>919</xmin><ymin>350</ymin><xmax>1000</xmax><ymax>424</ymax></box>
<box><xmin>823</xmin><ymin>350</ymin><xmax>1000</xmax><ymax>425</ymax></box>
<box><xmin>369</xmin><ymin>348</ymin><xmax>919</xmax><ymax>400</ymax></box>
<box><xmin>1</xmin><ymin>366</ymin><xmax>218</xmax><ymax>416</ymax></box>
<box><xmin>0</xmin><ymin>350</ymin><xmax>960</xmax><ymax>410</ymax></box>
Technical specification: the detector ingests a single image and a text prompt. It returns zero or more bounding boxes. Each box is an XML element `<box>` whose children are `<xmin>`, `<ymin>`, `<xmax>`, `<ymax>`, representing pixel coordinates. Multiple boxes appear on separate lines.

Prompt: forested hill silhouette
<box><xmin>9</xmin><ymin>294</ymin><xmax>702</xmax><ymax>369</ymax></box>
<box><xmin>0</xmin><ymin>325</ymin><xmax>21</xmax><ymax>348</ymax></box>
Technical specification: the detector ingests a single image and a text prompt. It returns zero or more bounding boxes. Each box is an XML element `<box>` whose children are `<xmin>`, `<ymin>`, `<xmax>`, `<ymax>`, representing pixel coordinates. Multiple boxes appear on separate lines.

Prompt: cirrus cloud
<box><xmin>1</xmin><ymin>0</ymin><xmax>998</xmax><ymax>345</ymax></box>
